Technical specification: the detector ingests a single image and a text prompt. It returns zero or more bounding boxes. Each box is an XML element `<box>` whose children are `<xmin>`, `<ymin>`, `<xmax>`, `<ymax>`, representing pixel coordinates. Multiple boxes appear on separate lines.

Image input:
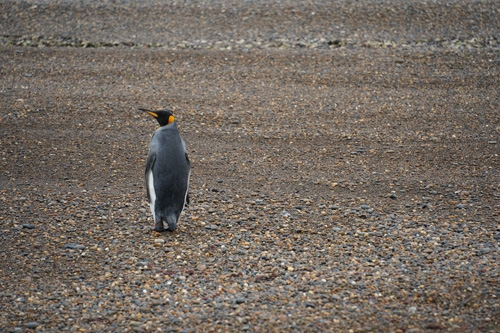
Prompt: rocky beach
<box><xmin>1</xmin><ymin>1</ymin><xmax>499</xmax><ymax>332</ymax></box>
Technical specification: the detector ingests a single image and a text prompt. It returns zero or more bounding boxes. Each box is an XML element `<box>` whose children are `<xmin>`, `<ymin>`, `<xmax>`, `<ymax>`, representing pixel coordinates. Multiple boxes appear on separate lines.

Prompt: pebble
<box><xmin>25</xmin><ymin>322</ymin><xmax>38</xmax><ymax>329</ymax></box>
<box><xmin>406</xmin><ymin>329</ymin><xmax>422</xmax><ymax>333</ymax></box>
<box><xmin>205</xmin><ymin>224</ymin><xmax>218</xmax><ymax>230</ymax></box>
<box><xmin>22</xmin><ymin>224</ymin><xmax>35</xmax><ymax>229</ymax></box>
<box><xmin>479</xmin><ymin>247</ymin><xmax>491</xmax><ymax>254</ymax></box>
<box><xmin>280</xmin><ymin>210</ymin><xmax>291</xmax><ymax>217</ymax></box>
<box><xmin>64</xmin><ymin>243</ymin><xmax>86</xmax><ymax>250</ymax></box>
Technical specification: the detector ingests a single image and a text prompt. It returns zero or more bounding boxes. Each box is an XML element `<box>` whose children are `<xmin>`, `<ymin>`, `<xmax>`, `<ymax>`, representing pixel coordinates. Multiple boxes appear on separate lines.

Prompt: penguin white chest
<box><xmin>147</xmin><ymin>170</ymin><xmax>156</xmax><ymax>222</ymax></box>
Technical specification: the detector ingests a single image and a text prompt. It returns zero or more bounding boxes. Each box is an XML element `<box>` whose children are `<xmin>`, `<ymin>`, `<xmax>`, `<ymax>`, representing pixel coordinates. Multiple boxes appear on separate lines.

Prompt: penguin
<box><xmin>140</xmin><ymin>107</ymin><xmax>191</xmax><ymax>232</ymax></box>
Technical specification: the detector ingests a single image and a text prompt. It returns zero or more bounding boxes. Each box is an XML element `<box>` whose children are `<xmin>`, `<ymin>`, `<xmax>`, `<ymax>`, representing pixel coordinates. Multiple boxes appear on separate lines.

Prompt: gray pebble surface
<box><xmin>1</xmin><ymin>0</ymin><xmax>499</xmax><ymax>332</ymax></box>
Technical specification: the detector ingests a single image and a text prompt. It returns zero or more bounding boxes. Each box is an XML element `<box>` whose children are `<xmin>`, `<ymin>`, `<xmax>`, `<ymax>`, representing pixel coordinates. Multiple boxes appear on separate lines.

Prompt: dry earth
<box><xmin>1</xmin><ymin>1</ymin><xmax>499</xmax><ymax>332</ymax></box>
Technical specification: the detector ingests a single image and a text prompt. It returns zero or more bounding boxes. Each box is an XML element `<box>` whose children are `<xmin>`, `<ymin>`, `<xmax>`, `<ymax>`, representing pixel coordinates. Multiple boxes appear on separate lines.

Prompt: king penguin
<box><xmin>140</xmin><ymin>107</ymin><xmax>191</xmax><ymax>232</ymax></box>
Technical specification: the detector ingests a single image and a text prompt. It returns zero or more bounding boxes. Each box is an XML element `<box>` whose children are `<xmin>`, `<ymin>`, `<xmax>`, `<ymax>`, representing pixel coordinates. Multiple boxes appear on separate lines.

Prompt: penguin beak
<box><xmin>138</xmin><ymin>107</ymin><xmax>158</xmax><ymax>118</ymax></box>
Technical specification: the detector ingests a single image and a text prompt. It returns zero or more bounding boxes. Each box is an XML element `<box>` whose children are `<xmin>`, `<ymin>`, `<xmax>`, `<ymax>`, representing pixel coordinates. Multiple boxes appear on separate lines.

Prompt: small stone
<box><xmin>234</xmin><ymin>298</ymin><xmax>245</xmax><ymax>304</ymax></box>
<box><xmin>305</xmin><ymin>302</ymin><xmax>315</xmax><ymax>308</ymax></box>
<box><xmin>406</xmin><ymin>329</ymin><xmax>422</xmax><ymax>333</ymax></box>
<box><xmin>480</xmin><ymin>247</ymin><xmax>491</xmax><ymax>254</ymax></box>
<box><xmin>425</xmin><ymin>323</ymin><xmax>444</xmax><ymax>330</ymax></box>
<box><xmin>389</xmin><ymin>193</ymin><xmax>397</xmax><ymax>199</ymax></box>
<box><xmin>22</xmin><ymin>224</ymin><xmax>35</xmax><ymax>229</ymax></box>
<box><xmin>154</xmin><ymin>238</ymin><xmax>165</xmax><ymax>244</ymax></box>
<box><xmin>25</xmin><ymin>322</ymin><xmax>38</xmax><ymax>329</ymax></box>
<box><xmin>64</xmin><ymin>243</ymin><xmax>85</xmax><ymax>250</ymax></box>
<box><xmin>360</xmin><ymin>204</ymin><xmax>370</xmax><ymax>210</ymax></box>
<box><xmin>456</xmin><ymin>204</ymin><xmax>466</xmax><ymax>209</ymax></box>
<box><xmin>280</xmin><ymin>210</ymin><xmax>290</xmax><ymax>217</ymax></box>
<box><xmin>205</xmin><ymin>225</ymin><xmax>218</xmax><ymax>230</ymax></box>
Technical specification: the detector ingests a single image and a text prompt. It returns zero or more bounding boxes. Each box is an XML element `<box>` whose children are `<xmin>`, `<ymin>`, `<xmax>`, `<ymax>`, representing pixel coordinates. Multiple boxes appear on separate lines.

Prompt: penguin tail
<box><xmin>153</xmin><ymin>214</ymin><xmax>178</xmax><ymax>232</ymax></box>
<box><xmin>165</xmin><ymin>214</ymin><xmax>178</xmax><ymax>231</ymax></box>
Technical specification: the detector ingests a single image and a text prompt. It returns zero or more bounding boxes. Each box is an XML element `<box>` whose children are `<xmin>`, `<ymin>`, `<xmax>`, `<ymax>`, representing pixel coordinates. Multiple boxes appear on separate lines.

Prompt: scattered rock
<box><xmin>64</xmin><ymin>243</ymin><xmax>86</xmax><ymax>250</ymax></box>
<box><xmin>25</xmin><ymin>322</ymin><xmax>38</xmax><ymax>329</ymax></box>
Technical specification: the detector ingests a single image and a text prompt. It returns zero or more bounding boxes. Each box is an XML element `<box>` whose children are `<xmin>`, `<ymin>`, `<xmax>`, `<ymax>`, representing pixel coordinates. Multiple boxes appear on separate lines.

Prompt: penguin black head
<box><xmin>139</xmin><ymin>107</ymin><xmax>175</xmax><ymax>127</ymax></box>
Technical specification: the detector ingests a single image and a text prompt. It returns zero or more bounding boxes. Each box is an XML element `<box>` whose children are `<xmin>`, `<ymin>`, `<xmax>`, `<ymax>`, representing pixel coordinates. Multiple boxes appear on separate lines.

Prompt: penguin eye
<box><xmin>168</xmin><ymin>115</ymin><xmax>175</xmax><ymax>124</ymax></box>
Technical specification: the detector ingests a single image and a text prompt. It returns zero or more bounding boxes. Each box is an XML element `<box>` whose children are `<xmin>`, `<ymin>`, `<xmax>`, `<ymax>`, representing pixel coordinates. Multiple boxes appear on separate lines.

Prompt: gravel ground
<box><xmin>1</xmin><ymin>1</ymin><xmax>499</xmax><ymax>332</ymax></box>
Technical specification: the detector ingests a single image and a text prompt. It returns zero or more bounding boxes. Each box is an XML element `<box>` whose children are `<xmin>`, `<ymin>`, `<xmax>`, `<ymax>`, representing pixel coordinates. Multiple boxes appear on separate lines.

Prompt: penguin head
<box><xmin>139</xmin><ymin>107</ymin><xmax>175</xmax><ymax>127</ymax></box>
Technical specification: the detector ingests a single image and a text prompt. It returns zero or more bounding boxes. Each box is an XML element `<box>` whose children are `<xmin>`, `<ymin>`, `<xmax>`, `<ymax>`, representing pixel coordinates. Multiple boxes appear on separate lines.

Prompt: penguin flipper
<box><xmin>184</xmin><ymin>152</ymin><xmax>191</xmax><ymax>207</ymax></box>
<box><xmin>145</xmin><ymin>153</ymin><xmax>156</xmax><ymax>203</ymax></box>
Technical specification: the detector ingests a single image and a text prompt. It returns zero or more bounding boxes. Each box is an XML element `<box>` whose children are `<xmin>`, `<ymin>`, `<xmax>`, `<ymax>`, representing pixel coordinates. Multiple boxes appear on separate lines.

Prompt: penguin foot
<box><xmin>153</xmin><ymin>223</ymin><xmax>177</xmax><ymax>232</ymax></box>
<box><xmin>152</xmin><ymin>220</ymin><xmax>165</xmax><ymax>232</ymax></box>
